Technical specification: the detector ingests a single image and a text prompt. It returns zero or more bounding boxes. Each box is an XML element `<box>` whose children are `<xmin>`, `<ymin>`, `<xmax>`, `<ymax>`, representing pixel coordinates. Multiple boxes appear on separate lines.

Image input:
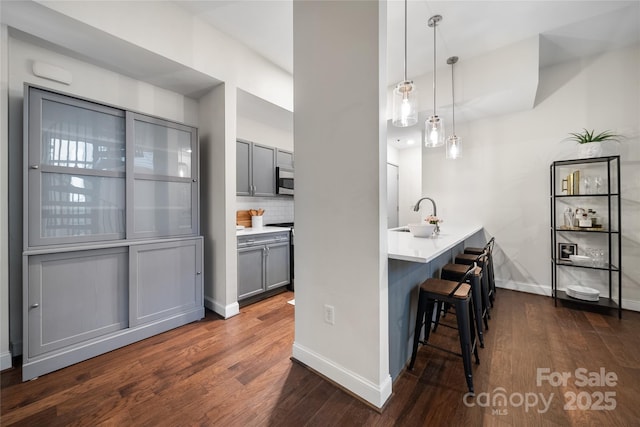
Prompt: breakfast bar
<box><xmin>387</xmin><ymin>224</ymin><xmax>485</xmax><ymax>380</ymax></box>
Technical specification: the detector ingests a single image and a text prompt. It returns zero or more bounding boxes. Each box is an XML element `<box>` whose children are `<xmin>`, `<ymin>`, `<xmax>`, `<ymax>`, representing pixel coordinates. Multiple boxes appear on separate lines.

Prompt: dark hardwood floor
<box><xmin>2</xmin><ymin>289</ymin><xmax>639</xmax><ymax>426</ymax></box>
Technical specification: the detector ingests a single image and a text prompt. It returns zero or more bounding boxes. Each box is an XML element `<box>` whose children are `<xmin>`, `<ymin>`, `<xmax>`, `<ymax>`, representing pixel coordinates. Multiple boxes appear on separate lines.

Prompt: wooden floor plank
<box><xmin>2</xmin><ymin>290</ymin><xmax>640</xmax><ymax>426</ymax></box>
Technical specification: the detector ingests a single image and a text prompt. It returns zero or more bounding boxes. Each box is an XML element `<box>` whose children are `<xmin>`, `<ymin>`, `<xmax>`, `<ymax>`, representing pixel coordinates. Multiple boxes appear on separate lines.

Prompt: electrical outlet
<box><xmin>324</xmin><ymin>304</ymin><xmax>335</xmax><ymax>325</ymax></box>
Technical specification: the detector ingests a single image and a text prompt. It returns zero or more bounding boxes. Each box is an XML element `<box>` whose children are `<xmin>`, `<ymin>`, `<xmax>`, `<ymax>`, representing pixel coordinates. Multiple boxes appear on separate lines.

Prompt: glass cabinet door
<box><xmin>27</xmin><ymin>87</ymin><xmax>126</xmax><ymax>247</ymax></box>
<box><xmin>127</xmin><ymin>113</ymin><xmax>198</xmax><ymax>238</ymax></box>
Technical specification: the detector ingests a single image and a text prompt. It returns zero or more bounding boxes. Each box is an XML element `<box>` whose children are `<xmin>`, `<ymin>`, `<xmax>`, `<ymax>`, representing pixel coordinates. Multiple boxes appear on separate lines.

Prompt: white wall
<box><xmin>26</xmin><ymin>0</ymin><xmax>293</xmax><ymax>111</ymax></box>
<box><xmin>199</xmin><ymin>85</ymin><xmax>240</xmax><ymax>319</ymax></box>
<box><xmin>5</xmin><ymin>35</ymin><xmax>200</xmax><ymax>358</ymax></box>
<box><xmin>423</xmin><ymin>45</ymin><xmax>640</xmax><ymax>308</ymax></box>
<box><xmin>0</xmin><ymin>25</ymin><xmax>11</xmax><ymax>370</ymax></box>
<box><xmin>292</xmin><ymin>1</ymin><xmax>391</xmax><ymax>408</ymax></box>
<box><xmin>398</xmin><ymin>146</ymin><xmax>422</xmax><ymax>226</ymax></box>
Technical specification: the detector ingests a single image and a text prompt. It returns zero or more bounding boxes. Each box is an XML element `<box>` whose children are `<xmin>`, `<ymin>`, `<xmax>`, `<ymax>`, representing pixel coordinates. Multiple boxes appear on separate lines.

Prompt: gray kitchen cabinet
<box><xmin>26</xmin><ymin>247</ymin><xmax>129</xmax><ymax>358</ymax></box>
<box><xmin>237</xmin><ymin>232</ymin><xmax>290</xmax><ymax>301</ymax></box>
<box><xmin>129</xmin><ymin>238</ymin><xmax>203</xmax><ymax>326</ymax></box>
<box><xmin>276</xmin><ymin>148</ymin><xmax>294</xmax><ymax>169</ymax></box>
<box><xmin>22</xmin><ymin>85</ymin><xmax>203</xmax><ymax>381</ymax></box>
<box><xmin>236</xmin><ymin>139</ymin><xmax>276</xmax><ymax>196</ymax></box>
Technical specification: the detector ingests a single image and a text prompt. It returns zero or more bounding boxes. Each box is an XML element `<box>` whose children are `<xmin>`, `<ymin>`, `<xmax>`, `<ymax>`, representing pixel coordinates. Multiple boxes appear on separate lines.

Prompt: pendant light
<box><xmin>392</xmin><ymin>0</ymin><xmax>418</xmax><ymax>127</ymax></box>
<box><xmin>446</xmin><ymin>56</ymin><xmax>461</xmax><ymax>159</ymax></box>
<box><xmin>424</xmin><ymin>15</ymin><xmax>444</xmax><ymax>147</ymax></box>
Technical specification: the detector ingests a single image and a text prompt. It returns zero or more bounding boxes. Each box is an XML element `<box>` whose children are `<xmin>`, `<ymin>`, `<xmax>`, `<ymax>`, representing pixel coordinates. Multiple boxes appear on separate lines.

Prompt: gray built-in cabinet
<box><xmin>22</xmin><ymin>86</ymin><xmax>203</xmax><ymax>381</ymax></box>
<box><xmin>237</xmin><ymin>232</ymin><xmax>290</xmax><ymax>300</ymax></box>
<box><xmin>236</xmin><ymin>139</ymin><xmax>277</xmax><ymax>196</ymax></box>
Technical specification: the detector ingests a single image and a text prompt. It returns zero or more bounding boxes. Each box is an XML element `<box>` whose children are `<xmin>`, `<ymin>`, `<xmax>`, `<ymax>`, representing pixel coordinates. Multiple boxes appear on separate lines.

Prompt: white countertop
<box><xmin>388</xmin><ymin>223</ymin><xmax>483</xmax><ymax>263</ymax></box>
<box><xmin>236</xmin><ymin>226</ymin><xmax>291</xmax><ymax>237</ymax></box>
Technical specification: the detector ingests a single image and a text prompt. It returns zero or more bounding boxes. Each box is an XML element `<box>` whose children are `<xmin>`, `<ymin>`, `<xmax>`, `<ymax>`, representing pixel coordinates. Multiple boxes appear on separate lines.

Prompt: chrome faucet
<box><xmin>413</xmin><ymin>197</ymin><xmax>437</xmax><ymax>216</ymax></box>
<box><xmin>413</xmin><ymin>197</ymin><xmax>439</xmax><ymax>233</ymax></box>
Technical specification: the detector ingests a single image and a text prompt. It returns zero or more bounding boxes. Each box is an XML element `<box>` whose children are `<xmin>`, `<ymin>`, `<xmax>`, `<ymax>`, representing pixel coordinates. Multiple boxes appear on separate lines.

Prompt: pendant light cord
<box><xmin>432</xmin><ymin>20</ymin><xmax>436</xmax><ymax>114</ymax></box>
<box><xmin>404</xmin><ymin>0</ymin><xmax>408</xmax><ymax>81</ymax></box>
<box><xmin>451</xmin><ymin>60</ymin><xmax>455</xmax><ymax>134</ymax></box>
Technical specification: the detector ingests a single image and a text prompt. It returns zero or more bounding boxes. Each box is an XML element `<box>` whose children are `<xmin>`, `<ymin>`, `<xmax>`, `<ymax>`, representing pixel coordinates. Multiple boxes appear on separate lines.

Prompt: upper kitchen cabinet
<box><xmin>276</xmin><ymin>149</ymin><xmax>294</xmax><ymax>170</ymax></box>
<box><xmin>236</xmin><ymin>139</ymin><xmax>276</xmax><ymax>197</ymax></box>
<box><xmin>128</xmin><ymin>113</ymin><xmax>199</xmax><ymax>239</ymax></box>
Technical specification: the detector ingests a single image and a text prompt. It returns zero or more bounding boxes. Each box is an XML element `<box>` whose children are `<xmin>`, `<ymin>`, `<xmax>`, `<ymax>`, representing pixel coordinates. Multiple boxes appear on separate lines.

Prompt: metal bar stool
<box><xmin>439</xmin><ymin>262</ymin><xmax>488</xmax><ymax>347</ymax></box>
<box><xmin>464</xmin><ymin>237</ymin><xmax>496</xmax><ymax>304</ymax></box>
<box><xmin>456</xmin><ymin>251</ymin><xmax>493</xmax><ymax>312</ymax></box>
<box><xmin>409</xmin><ymin>264</ymin><xmax>480</xmax><ymax>394</ymax></box>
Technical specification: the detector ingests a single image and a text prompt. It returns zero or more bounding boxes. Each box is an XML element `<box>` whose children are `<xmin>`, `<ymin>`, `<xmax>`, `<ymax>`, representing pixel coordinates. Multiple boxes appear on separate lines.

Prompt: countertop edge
<box><xmin>387</xmin><ymin>224</ymin><xmax>484</xmax><ymax>263</ymax></box>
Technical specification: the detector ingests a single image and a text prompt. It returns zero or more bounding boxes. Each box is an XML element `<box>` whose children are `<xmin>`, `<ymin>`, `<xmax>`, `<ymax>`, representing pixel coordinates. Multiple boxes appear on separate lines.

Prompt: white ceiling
<box><xmin>176</xmin><ymin>1</ymin><xmax>639</xmax><ymax>83</ymax></box>
<box><xmin>175</xmin><ymin>0</ymin><xmax>639</xmax><ymax>149</ymax></box>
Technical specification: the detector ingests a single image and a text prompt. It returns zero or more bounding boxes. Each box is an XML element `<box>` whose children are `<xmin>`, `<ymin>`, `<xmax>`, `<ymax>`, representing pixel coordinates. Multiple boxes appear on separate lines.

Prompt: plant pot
<box><xmin>578</xmin><ymin>141</ymin><xmax>602</xmax><ymax>158</ymax></box>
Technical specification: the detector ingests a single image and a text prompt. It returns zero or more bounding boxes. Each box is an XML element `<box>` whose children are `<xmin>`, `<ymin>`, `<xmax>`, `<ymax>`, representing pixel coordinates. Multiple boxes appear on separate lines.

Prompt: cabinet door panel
<box><xmin>37</xmin><ymin>93</ymin><xmax>126</xmax><ymax>172</ymax></box>
<box><xmin>252</xmin><ymin>144</ymin><xmax>276</xmax><ymax>196</ymax></box>
<box><xmin>132</xmin><ymin>118</ymin><xmax>194</xmax><ymax>178</ymax></box>
<box><xmin>38</xmin><ymin>172</ymin><xmax>125</xmax><ymax>240</ymax></box>
<box><xmin>236</xmin><ymin>140</ymin><xmax>252</xmax><ymax>195</ymax></box>
<box><xmin>266</xmin><ymin>242</ymin><xmax>290</xmax><ymax>290</ymax></box>
<box><xmin>133</xmin><ymin>180</ymin><xmax>194</xmax><ymax>236</ymax></box>
<box><xmin>27</xmin><ymin>248</ymin><xmax>128</xmax><ymax>357</ymax></box>
<box><xmin>238</xmin><ymin>246</ymin><xmax>265</xmax><ymax>299</ymax></box>
<box><xmin>130</xmin><ymin>239</ymin><xmax>203</xmax><ymax>326</ymax></box>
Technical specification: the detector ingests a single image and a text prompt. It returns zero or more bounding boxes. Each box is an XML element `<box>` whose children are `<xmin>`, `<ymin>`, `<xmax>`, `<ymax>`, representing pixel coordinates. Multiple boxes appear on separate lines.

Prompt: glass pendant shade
<box><xmin>446</xmin><ymin>134</ymin><xmax>461</xmax><ymax>159</ymax></box>
<box><xmin>392</xmin><ymin>80</ymin><xmax>418</xmax><ymax>127</ymax></box>
<box><xmin>424</xmin><ymin>115</ymin><xmax>445</xmax><ymax>147</ymax></box>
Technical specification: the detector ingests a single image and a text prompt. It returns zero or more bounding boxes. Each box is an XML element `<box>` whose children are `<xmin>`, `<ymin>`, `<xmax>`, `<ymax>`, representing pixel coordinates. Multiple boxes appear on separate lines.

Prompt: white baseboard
<box><xmin>204</xmin><ymin>296</ymin><xmax>240</xmax><ymax>319</ymax></box>
<box><xmin>496</xmin><ymin>279</ymin><xmax>552</xmax><ymax>296</ymax></box>
<box><xmin>1</xmin><ymin>350</ymin><xmax>12</xmax><ymax>371</ymax></box>
<box><xmin>496</xmin><ymin>280</ymin><xmax>639</xmax><ymax>312</ymax></box>
<box><xmin>292</xmin><ymin>341</ymin><xmax>392</xmax><ymax>409</ymax></box>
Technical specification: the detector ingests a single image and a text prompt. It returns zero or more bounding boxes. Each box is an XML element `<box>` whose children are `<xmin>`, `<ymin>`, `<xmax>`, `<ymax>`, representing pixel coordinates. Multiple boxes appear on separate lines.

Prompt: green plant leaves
<box><xmin>568</xmin><ymin>128</ymin><xmax>621</xmax><ymax>144</ymax></box>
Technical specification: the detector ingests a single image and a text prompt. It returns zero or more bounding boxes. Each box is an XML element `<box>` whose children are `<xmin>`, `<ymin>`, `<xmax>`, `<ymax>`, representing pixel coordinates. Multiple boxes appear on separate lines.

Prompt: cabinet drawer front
<box><xmin>237</xmin><ymin>232</ymin><xmax>289</xmax><ymax>247</ymax></box>
<box><xmin>27</xmin><ymin>248</ymin><xmax>129</xmax><ymax>357</ymax></box>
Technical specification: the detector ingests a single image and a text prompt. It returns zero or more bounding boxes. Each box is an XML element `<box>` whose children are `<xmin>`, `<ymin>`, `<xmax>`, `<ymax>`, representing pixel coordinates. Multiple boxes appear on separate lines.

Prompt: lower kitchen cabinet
<box><xmin>130</xmin><ymin>239</ymin><xmax>203</xmax><ymax>326</ymax></box>
<box><xmin>237</xmin><ymin>232</ymin><xmax>290</xmax><ymax>301</ymax></box>
<box><xmin>22</xmin><ymin>237</ymin><xmax>204</xmax><ymax>381</ymax></box>
<box><xmin>26</xmin><ymin>247</ymin><xmax>129</xmax><ymax>358</ymax></box>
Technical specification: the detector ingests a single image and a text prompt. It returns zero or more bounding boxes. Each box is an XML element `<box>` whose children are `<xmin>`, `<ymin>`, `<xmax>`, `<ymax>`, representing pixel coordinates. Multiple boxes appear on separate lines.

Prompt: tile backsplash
<box><xmin>236</xmin><ymin>197</ymin><xmax>294</xmax><ymax>224</ymax></box>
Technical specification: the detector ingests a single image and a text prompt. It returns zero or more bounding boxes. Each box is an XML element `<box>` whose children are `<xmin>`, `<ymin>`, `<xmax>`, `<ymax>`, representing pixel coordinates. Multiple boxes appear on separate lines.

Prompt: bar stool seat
<box><xmin>409</xmin><ymin>265</ymin><xmax>480</xmax><ymax>394</ymax></box>
<box><xmin>440</xmin><ymin>263</ymin><xmax>488</xmax><ymax>347</ymax></box>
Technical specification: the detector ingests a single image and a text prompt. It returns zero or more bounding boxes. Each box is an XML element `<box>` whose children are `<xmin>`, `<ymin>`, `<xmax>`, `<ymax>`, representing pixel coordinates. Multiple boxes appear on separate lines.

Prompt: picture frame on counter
<box><xmin>559</xmin><ymin>243</ymin><xmax>578</xmax><ymax>260</ymax></box>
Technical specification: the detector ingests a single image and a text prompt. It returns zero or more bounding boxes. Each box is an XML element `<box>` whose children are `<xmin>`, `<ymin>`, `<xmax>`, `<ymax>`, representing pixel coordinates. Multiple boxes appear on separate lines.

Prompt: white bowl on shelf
<box><xmin>408</xmin><ymin>223</ymin><xmax>436</xmax><ymax>238</ymax></box>
<box><xmin>569</xmin><ymin>254</ymin><xmax>591</xmax><ymax>265</ymax></box>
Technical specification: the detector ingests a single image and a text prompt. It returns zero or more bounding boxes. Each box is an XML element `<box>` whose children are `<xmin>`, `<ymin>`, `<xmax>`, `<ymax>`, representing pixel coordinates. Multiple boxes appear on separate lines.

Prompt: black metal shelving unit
<box><xmin>550</xmin><ymin>155</ymin><xmax>622</xmax><ymax>318</ymax></box>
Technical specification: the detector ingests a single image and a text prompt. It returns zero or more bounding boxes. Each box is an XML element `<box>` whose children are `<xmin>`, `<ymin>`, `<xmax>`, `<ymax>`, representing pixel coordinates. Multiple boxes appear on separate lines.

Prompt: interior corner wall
<box><xmin>292</xmin><ymin>0</ymin><xmax>391</xmax><ymax>408</ymax></box>
<box><xmin>5</xmin><ymin>35</ymin><xmax>200</xmax><ymax>355</ymax></box>
<box><xmin>422</xmin><ymin>44</ymin><xmax>640</xmax><ymax>307</ymax></box>
<box><xmin>1</xmin><ymin>24</ymin><xmax>12</xmax><ymax>370</ymax></box>
<box><xmin>398</xmin><ymin>146</ymin><xmax>422</xmax><ymax>226</ymax></box>
<box><xmin>199</xmin><ymin>84</ymin><xmax>239</xmax><ymax>318</ymax></box>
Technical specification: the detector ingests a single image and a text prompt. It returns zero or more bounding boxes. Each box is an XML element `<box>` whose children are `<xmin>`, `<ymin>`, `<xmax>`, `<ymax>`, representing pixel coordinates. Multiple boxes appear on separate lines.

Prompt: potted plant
<box><xmin>568</xmin><ymin>129</ymin><xmax>621</xmax><ymax>158</ymax></box>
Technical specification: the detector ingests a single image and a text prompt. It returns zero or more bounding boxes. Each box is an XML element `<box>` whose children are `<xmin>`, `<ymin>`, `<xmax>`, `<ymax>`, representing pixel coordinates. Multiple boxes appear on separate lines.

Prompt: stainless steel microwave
<box><xmin>276</xmin><ymin>167</ymin><xmax>294</xmax><ymax>196</ymax></box>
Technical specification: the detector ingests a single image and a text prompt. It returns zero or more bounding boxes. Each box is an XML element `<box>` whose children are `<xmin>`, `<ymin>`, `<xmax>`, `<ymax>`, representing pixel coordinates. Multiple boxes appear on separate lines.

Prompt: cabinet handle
<box><xmin>31</xmin><ymin>165</ymin><xmax>39</xmax><ymax>169</ymax></box>
<box><xmin>31</xmin><ymin>303</ymin><xmax>39</xmax><ymax>308</ymax></box>
<box><xmin>196</xmin><ymin>271</ymin><xmax>201</xmax><ymax>275</ymax></box>
<box><xmin>192</xmin><ymin>179</ymin><xmax>197</xmax><ymax>183</ymax></box>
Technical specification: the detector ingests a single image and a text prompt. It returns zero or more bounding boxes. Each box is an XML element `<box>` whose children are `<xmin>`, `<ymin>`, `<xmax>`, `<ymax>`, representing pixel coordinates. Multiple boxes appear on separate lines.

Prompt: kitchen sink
<box><xmin>391</xmin><ymin>227</ymin><xmax>410</xmax><ymax>232</ymax></box>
